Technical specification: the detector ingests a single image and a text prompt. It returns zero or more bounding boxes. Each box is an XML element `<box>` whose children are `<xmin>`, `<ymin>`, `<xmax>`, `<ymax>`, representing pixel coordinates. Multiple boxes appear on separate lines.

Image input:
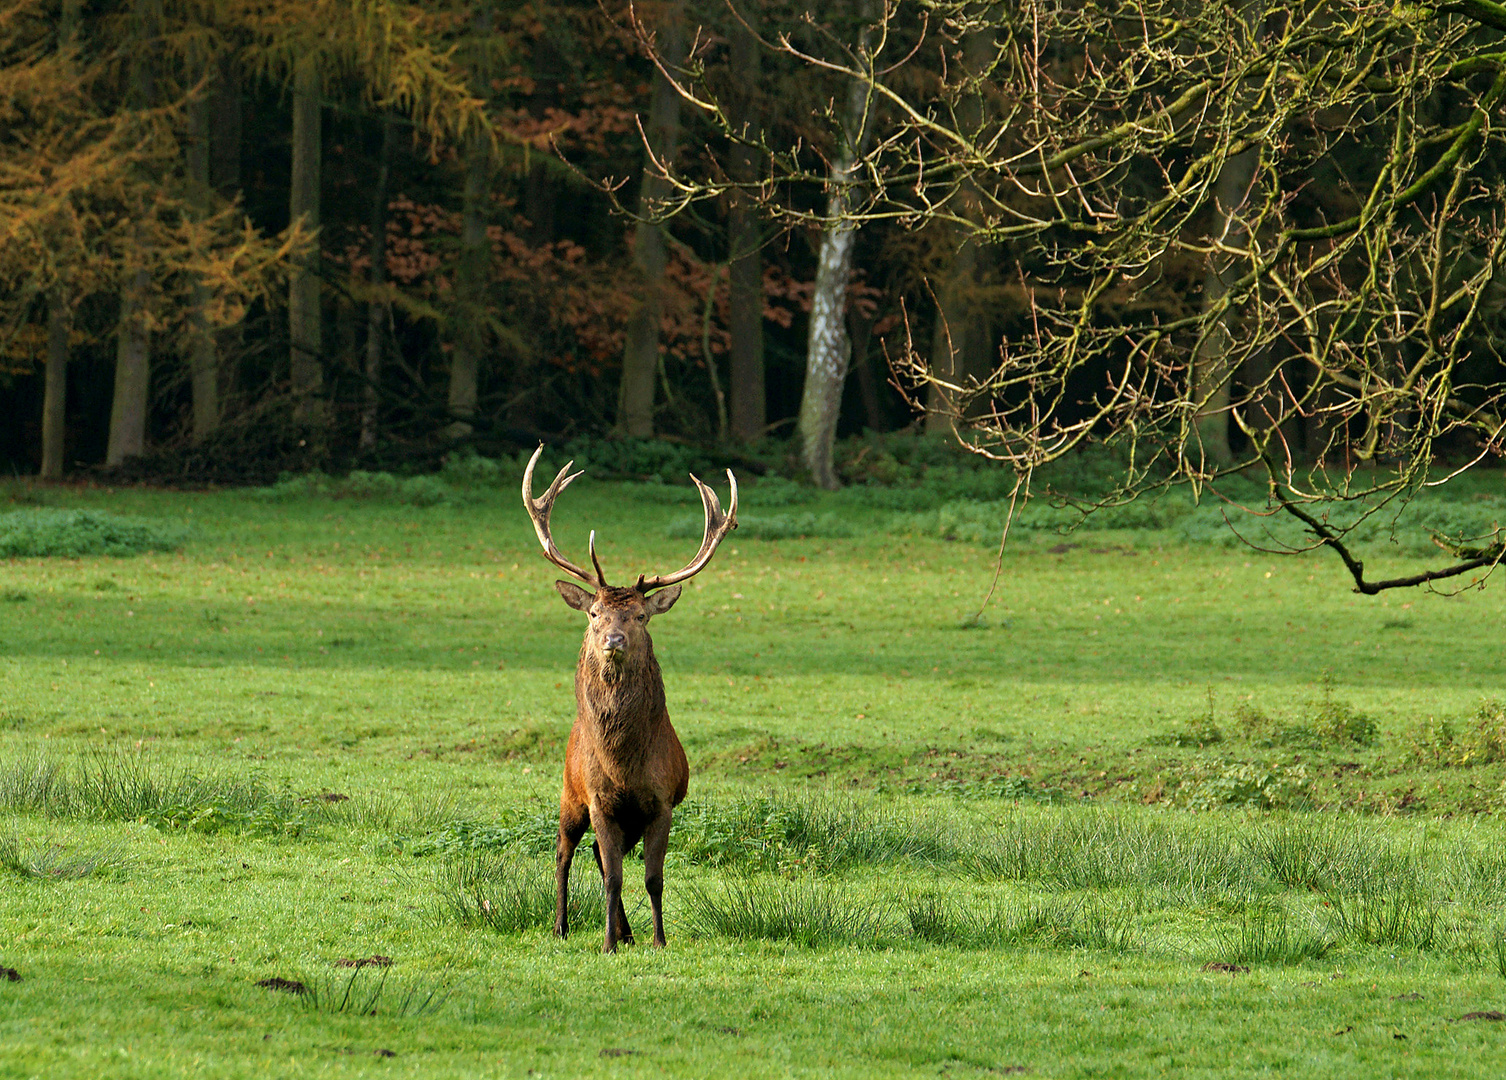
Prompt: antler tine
<box><xmin>521</xmin><ymin>444</ymin><xmax>599</xmax><ymax>587</ymax></box>
<box><xmin>637</xmin><ymin>469</ymin><xmax>738</xmax><ymax>592</ymax></box>
<box><xmin>589</xmin><ymin>530</ymin><xmax>609</xmax><ymax>586</ymax></box>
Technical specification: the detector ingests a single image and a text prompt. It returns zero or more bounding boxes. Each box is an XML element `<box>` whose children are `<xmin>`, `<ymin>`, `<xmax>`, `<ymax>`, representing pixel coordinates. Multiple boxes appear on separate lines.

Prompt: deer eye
<box><xmin>637</xmin><ymin>614</ymin><xmax>647</xmax><ymax>622</ymax></box>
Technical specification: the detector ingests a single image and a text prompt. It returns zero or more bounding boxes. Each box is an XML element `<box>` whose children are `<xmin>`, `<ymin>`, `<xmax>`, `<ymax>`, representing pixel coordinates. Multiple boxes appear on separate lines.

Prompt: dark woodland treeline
<box><xmin>2</xmin><ymin>0</ymin><xmax>1505</xmax><ymax>494</ymax></box>
<box><xmin>0</xmin><ymin>0</ymin><xmax>910</xmax><ymax>484</ymax></box>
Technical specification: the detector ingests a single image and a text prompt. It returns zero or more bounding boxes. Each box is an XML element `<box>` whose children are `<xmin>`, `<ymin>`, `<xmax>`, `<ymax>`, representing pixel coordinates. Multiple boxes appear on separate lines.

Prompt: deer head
<box><xmin>522</xmin><ymin>445</ymin><xmax>738</xmax><ymax>675</ymax></box>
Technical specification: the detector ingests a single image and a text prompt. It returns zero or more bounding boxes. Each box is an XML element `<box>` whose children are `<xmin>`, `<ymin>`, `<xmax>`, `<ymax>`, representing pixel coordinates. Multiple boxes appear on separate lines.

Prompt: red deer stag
<box><xmin>522</xmin><ymin>445</ymin><xmax>737</xmax><ymax>952</ymax></box>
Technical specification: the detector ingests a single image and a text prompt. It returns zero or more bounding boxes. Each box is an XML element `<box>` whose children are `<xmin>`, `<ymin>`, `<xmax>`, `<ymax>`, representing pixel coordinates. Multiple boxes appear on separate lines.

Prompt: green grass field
<box><xmin>2</xmin><ymin>474</ymin><xmax>1505</xmax><ymax>1078</ymax></box>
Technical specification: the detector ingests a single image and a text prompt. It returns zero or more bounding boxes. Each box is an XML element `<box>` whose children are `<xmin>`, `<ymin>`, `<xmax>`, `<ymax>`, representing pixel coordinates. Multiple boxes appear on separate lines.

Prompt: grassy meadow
<box><xmin>2</xmin><ymin>467</ymin><xmax>1506</xmax><ymax>1078</ymax></box>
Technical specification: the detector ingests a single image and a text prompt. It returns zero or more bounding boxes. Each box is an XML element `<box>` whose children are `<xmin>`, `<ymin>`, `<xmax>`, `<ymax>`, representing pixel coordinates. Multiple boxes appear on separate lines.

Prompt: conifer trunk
<box><xmin>616</xmin><ymin>0</ymin><xmax>686</xmax><ymax>437</ymax></box>
<box><xmin>361</xmin><ymin>115</ymin><xmax>393</xmax><ymax>453</ymax></box>
<box><xmin>106</xmin><ymin>0</ymin><xmax>158</xmax><ymax>468</ymax></box>
<box><xmin>448</xmin><ymin>135</ymin><xmax>489</xmax><ymax>439</ymax></box>
<box><xmin>107</xmin><ymin>267</ymin><xmax>151</xmax><ymax>467</ymax></box>
<box><xmin>726</xmin><ymin>4</ymin><xmax>765</xmax><ymax>442</ymax></box>
<box><xmin>187</xmin><ymin>89</ymin><xmax>218</xmax><ymax>442</ymax></box>
<box><xmin>288</xmin><ymin>52</ymin><xmax>324</xmax><ymax>426</ymax></box>
<box><xmin>41</xmin><ymin>291</ymin><xmax>69</xmax><ymax>479</ymax></box>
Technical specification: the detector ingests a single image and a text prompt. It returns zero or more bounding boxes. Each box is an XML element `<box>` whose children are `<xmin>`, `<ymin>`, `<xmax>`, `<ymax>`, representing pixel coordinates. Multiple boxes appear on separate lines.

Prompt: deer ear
<box><xmin>643</xmin><ymin>584</ymin><xmax>681</xmax><ymax>616</ymax></box>
<box><xmin>554</xmin><ymin>580</ymin><xmax>593</xmax><ymax>611</ymax></box>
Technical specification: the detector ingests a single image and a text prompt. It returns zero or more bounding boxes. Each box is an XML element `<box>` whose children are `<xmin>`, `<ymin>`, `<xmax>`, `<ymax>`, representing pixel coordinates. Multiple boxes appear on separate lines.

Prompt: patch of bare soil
<box><xmin>336</xmin><ymin>955</ymin><xmax>393</xmax><ymax>969</ymax></box>
<box><xmin>1202</xmin><ymin>962</ymin><xmax>1249</xmax><ymax>974</ymax></box>
<box><xmin>1459</xmin><ymin>1011</ymin><xmax>1506</xmax><ymax>1021</ymax></box>
<box><xmin>257</xmin><ymin>977</ymin><xmax>307</xmax><ymax>995</ymax></box>
<box><xmin>1</xmin><ymin>966</ymin><xmax>20</xmax><ymax>982</ymax></box>
<box><xmin>600</xmin><ymin>1048</ymin><xmax>639</xmax><ymax>1057</ymax></box>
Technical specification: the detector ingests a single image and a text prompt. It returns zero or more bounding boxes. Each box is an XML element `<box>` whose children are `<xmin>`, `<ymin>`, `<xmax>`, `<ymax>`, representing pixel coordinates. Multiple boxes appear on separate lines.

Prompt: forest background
<box><xmin>1</xmin><ymin>0</ymin><xmax>1505</xmax><ymax>557</ymax></box>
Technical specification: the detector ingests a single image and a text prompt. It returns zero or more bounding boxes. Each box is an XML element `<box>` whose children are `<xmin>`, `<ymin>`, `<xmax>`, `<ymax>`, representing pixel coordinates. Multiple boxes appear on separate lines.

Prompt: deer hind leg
<box><xmin>588</xmin><ymin>809</ymin><xmax>629</xmax><ymax>953</ymax></box>
<box><xmin>641</xmin><ymin>807</ymin><xmax>673</xmax><ymax>947</ymax></box>
<box><xmin>590</xmin><ymin>838</ymin><xmax>633</xmax><ymax>945</ymax></box>
<box><xmin>555</xmin><ymin>803</ymin><xmax>589</xmax><ymax>939</ymax></box>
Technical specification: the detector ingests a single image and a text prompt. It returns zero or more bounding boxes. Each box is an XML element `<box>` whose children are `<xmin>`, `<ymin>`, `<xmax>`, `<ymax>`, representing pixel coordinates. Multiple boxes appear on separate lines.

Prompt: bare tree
<box><xmin>665</xmin><ymin>0</ymin><xmax>1506</xmax><ymax>588</ymax></box>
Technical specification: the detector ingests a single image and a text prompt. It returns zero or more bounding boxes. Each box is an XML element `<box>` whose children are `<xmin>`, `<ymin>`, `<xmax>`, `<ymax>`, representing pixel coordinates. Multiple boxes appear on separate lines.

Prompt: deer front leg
<box><xmin>590</xmin><ymin>839</ymin><xmax>633</xmax><ymax>945</ymax></box>
<box><xmin>589</xmin><ymin>807</ymin><xmax>629</xmax><ymax>953</ymax></box>
<box><xmin>641</xmin><ymin>807</ymin><xmax>673</xmax><ymax>947</ymax></box>
<box><xmin>555</xmin><ymin>804</ymin><xmax>589</xmax><ymax>939</ymax></box>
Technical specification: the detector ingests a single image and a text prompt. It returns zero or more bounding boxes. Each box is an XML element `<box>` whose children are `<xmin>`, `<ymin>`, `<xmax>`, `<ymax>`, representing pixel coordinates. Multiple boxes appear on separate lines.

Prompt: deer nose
<box><xmin>604</xmin><ymin>632</ymin><xmax>626</xmax><ymax>652</ymax></box>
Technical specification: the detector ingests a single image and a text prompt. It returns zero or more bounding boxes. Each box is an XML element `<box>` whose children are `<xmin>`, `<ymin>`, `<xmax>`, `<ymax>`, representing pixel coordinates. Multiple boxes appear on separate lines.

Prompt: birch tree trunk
<box><xmin>796</xmin><ymin>30</ymin><xmax>873</xmax><ymax>489</ymax></box>
<box><xmin>615</xmin><ymin>0</ymin><xmax>686</xmax><ymax>438</ymax></box>
<box><xmin>41</xmin><ymin>291</ymin><xmax>69</xmax><ymax>479</ymax></box>
<box><xmin>448</xmin><ymin>134</ymin><xmax>489</xmax><ymax>439</ymax></box>
<box><xmin>288</xmin><ymin>51</ymin><xmax>324</xmax><ymax>426</ymax></box>
<box><xmin>726</xmin><ymin>2</ymin><xmax>765</xmax><ymax>442</ymax></box>
<box><xmin>361</xmin><ymin>115</ymin><xmax>393</xmax><ymax>452</ymax></box>
<box><xmin>1190</xmin><ymin>147</ymin><xmax>1257</xmax><ymax>469</ymax></box>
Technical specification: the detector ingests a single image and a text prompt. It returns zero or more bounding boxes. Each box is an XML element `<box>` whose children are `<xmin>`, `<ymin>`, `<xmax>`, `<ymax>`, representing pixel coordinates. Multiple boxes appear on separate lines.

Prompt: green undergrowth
<box><xmin>0</xmin><ymin>508</ymin><xmax>188</xmax><ymax>557</ymax></box>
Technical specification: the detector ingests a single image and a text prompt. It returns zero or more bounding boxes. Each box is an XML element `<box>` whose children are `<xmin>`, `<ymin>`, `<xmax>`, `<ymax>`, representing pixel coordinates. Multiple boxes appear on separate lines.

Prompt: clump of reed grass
<box><xmin>906</xmin><ymin>891</ymin><xmax>1144</xmax><ymax>953</ymax></box>
<box><xmin>679</xmin><ymin>877</ymin><xmax>895</xmax><ymax>948</ymax></box>
<box><xmin>970</xmin><ymin>810</ymin><xmax>1252</xmax><ymax>893</ymax></box>
<box><xmin>1324</xmin><ymin>881</ymin><xmax>1443</xmax><ymax>951</ymax></box>
<box><xmin>437</xmin><ymin>852</ymin><xmax>605</xmax><ymax>935</ymax></box>
<box><xmin>0</xmin><ymin>752</ymin><xmax>305</xmax><ymax>836</ymax></box>
<box><xmin>292</xmin><ymin>965</ymin><xmax>453</xmax><ymax>1017</ymax></box>
<box><xmin>672</xmin><ymin>794</ymin><xmax>960</xmax><ymax>874</ymax></box>
<box><xmin>1213</xmin><ymin>904</ymin><xmax>1334</xmax><ymax>966</ymax></box>
<box><xmin>0</xmin><ymin>833</ymin><xmax>125</xmax><ymax>880</ymax></box>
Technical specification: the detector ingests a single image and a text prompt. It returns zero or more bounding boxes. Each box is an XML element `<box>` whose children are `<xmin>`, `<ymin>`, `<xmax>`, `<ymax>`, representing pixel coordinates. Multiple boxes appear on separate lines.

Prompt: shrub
<box><xmin>667</xmin><ymin>512</ymin><xmax>854</xmax><ymax>541</ymax></box>
<box><xmin>1178</xmin><ymin>761</ymin><xmax>1312</xmax><ymax>811</ymax></box>
<box><xmin>1405</xmin><ymin>699</ymin><xmax>1506</xmax><ymax>767</ymax></box>
<box><xmin>0</xmin><ymin>509</ymin><xmax>189</xmax><ymax>558</ymax></box>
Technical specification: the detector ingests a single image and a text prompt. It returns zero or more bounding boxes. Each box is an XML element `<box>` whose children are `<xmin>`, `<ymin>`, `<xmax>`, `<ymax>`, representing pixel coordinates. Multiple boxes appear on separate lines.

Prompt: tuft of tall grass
<box><xmin>970</xmin><ymin>810</ymin><xmax>1251</xmax><ymax>893</ymax></box>
<box><xmin>679</xmin><ymin>877</ymin><xmax>895</xmax><ymax>948</ymax></box>
<box><xmin>672</xmin><ymin>794</ymin><xmax>959</xmax><ymax>874</ymax></box>
<box><xmin>1243</xmin><ymin>816</ymin><xmax>1416</xmax><ymax>893</ymax></box>
<box><xmin>0</xmin><ymin>752</ymin><xmax>305</xmax><ymax>835</ymax></box>
<box><xmin>1213</xmin><ymin>905</ymin><xmax>1334</xmax><ymax>965</ymax></box>
<box><xmin>1324</xmin><ymin>882</ymin><xmax>1443</xmax><ymax>951</ymax></box>
<box><xmin>907</xmin><ymin>892</ymin><xmax>1144</xmax><ymax>953</ymax></box>
<box><xmin>437</xmin><ymin>852</ymin><xmax>605</xmax><ymax>935</ymax></box>
<box><xmin>0</xmin><ymin>834</ymin><xmax>126</xmax><ymax>880</ymax></box>
<box><xmin>295</xmin><ymin>966</ymin><xmax>454</xmax><ymax>1017</ymax></box>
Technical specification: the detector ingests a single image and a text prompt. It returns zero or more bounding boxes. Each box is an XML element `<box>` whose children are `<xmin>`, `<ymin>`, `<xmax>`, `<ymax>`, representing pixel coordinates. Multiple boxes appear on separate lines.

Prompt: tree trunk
<box><xmin>107</xmin><ymin>267</ymin><xmax>151</xmax><ymax>467</ymax></box>
<box><xmin>41</xmin><ymin>290</ymin><xmax>69</xmax><ymax>480</ymax></box>
<box><xmin>925</xmin><ymin>239</ymin><xmax>979</xmax><ymax>435</ymax></box>
<box><xmin>1190</xmin><ymin>153</ymin><xmax>1258</xmax><ymax>471</ymax></box>
<box><xmin>211</xmin><ymin>56</ymin><xmax>242</xmax><ymax>197</ymax></box>
<box><xmin>288</xmin><ymin>51</ymin><xmax>324</xmax><ymax>426</ymax></box>
<box><xmin>616</xmin><ymin>0</ymin><xmax>687</xmax><ymax>438</ymax></box>
<box><xmin>361</xmin><ymin>115</ymin><xmax>393</xmax><ymax>453</ymax></box>
<box><xmin>448</xmin><ymin>134</ymin><xmax>489</xmax><ymax>439</ymax></box>
<box><xmin>924</xmin><ymin>26</ymin><xmax>991</xmax><ymax>435</ymax></box>
<box><xmin>107</xmin><ymin>0</ymin><xmax>158</xmax><ymax>468</ymax></box>
<box><xmin>849</xmin><ymin>300</ymin><xmax>885</xmax><ymax>433</ymax></box>
<box><xmin>796</xmin><ymin>28</ymin><xmax>873</xmax><ymax>489</ymax></box>
<box><xmin>187</xmin><ymin>88</ymin><xmax>218</xmax><ymax>442</ymax></box>
<box><xmin>726</xmin><ymin>2</ymin><xmax>765</xmax><ymax>442</ymax></box>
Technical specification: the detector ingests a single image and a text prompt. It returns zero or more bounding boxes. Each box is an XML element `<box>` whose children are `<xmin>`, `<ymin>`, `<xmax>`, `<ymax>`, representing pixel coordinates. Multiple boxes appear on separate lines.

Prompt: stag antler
<box><xmin>636</xmin><ymin>471</ymin><xmax>738</xmax><ymax>593</ymax></box>
<box><xmin>522</xmin><ymin>445</ymin><xmax>600</xmax><ymax>587</ymax></box>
